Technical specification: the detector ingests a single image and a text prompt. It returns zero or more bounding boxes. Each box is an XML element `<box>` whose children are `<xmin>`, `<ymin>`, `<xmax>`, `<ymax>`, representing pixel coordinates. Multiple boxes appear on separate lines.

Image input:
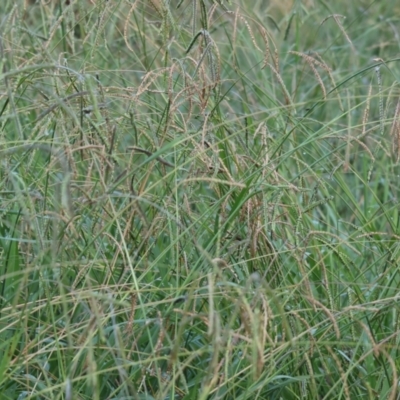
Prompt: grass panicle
<box><xmin>0</xmin><ymin>0</ymin><xmax>400</xmax><ymax>399</ymax></box>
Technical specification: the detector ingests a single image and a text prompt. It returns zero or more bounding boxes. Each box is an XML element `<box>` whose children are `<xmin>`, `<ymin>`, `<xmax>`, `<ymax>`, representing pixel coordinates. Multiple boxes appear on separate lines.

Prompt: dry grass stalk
<box><xmin>361</xmin><ymin>83</ymin><xmax>373</xmax><ymax>136</ymax></box>
<box><xmin>305</xmin><ymin>296</ymin><xmax>340</xmax><ymax>340</ymax></box>
<box><xmin>320</xmin><ymin>259</ymin><xmax>334</xmax><ymax>311</ymax></box>
<box><xmin>294</xmin><ymin>311</ymin><xmax>315</xmax><ymax>357</ymax></box>
<box><xmin>303</xmin><ymin>352</ymin><xmax>317</xmax><ymax>395</ymax></box>
<box><xmin>124</xmin><ymin>292</ymin><xmax>138</xmax><ymax>337</ymax></box>
<box><xmin>154</xmin><ymin>311</ymin><xmax>166</xmax><ymax>357</ymax></box>
<box><xmin>348</xmin><ymin>137</ymin><xmax>375</xmax><ymax>165</ymax></box>
<box><xmin>325</xmin><ymin>346</ymin><xmax>350</xmax><ymax>399</ymax></box>
<box><xmin>226</xmin><ymin>8</ymin><xmax>270</xmax><ymax>69</ymax></box>
<box><xmin>135</xmin><ymin>68</ymin><xmax>170</xmax><ymax>99</ymax></box>
<box><xmin>380</xmin><ymin>349</ymin><xmax>398</xmax><ymax>400</ymax></box>
<box><xmin>273</xmin><ymin>48</ymin><xmax>280</xmax><ymax>73</ymax></box>
<box><xmin>148</xmin><ymin>0</ymin><xmax>163</xmax><ymax>17</ymax></box>
<box><xmin>254</xmin><ymin>310</ymin><xmax>266</xmax><ymax>378</ymax></box>
<box><xmin>260</xmin><ymin>26</ymin><xmax>271</xmax><ymax>69</ymax></box>
<box><xmin>321</xmin><ymin>14</ymin><xmax>354</xmax><ymax>51</ymax></box>
<box><xmin>260</xmin><ymin>294</ymin><xmax>274</xmax><ymax>345</ymax></box>
<box><xmin>236</xmin><ymin>13</ymin><xmax>262</xmax><ymax>52</ymax></box>
<box><xmin>232</xmin><ymin>7</ymin><xmax>240</xmax><ymax>57</ymax></box>
<box><xmin>92</xmin><ymin>1</ymin><xmax>110</xmax><ymax>50</ymax></box>
<box><xmin>207</xmin><ymin>2</ymin><xmax>219</xmax><ymax>28</ymax></box>
<box><xmin>313</xmin><ymin>51</ymin><xmax>344</xmax><ymax>110</ymax></box>
<box><xmin>268</xmin><ymin>63</ymin><xmax>293</xmax><ymax>110</ymax></box>
<box><xmin>390</xmin><ymin>98</ymin><xmax>400</xmax><ymax>162</ymax></box>
<box><xmin>290</xmin><ymin>51</ymin><xmax>329</xmax><ymax>99</ymax></box>
<box><xmin>124</xmin><ymin>0</ymin><xmax>140</xmax><ymax>54</ymax></box>
<box><xmin>375</xmin><ymin>66</ymin><xmax>384</xmax><ymax>136</ymax></box>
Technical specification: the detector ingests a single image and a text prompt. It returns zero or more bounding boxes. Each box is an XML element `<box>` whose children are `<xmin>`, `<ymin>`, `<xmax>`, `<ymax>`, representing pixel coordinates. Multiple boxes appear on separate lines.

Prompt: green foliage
<box><xmin>0</xmin><ymin>0</ymin><xmax>399</xmax><ymax>398</ymax></box>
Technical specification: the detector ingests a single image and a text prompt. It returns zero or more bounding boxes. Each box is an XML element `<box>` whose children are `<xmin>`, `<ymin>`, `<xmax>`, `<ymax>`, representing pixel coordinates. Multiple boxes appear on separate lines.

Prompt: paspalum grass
<box><xmin>0</xmin><ymin>0</ymin><xmax>399</xmax><ymax>399</ymax></box>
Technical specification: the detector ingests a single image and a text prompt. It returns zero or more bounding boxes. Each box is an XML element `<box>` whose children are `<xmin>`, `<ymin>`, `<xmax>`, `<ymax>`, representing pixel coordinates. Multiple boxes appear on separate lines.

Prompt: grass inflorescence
<box><xmin>0</xmin><ymin>0</ymin><xmax>400</xmax><ymax>399</ymax></box>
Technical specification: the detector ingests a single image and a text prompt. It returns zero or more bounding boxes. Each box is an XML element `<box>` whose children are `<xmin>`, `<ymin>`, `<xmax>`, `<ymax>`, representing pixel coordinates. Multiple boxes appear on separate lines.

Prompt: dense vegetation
<box><xmin>0</xmin><ymin>0</ymin><xmax>400</xmax><ymax>398</ymax></box>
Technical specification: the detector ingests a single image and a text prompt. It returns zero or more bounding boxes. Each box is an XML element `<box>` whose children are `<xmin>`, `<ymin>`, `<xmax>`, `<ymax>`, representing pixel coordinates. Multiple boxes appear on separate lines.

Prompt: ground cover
<box><xmin>0</xmin><ymin>0</ymin><xmax>400</xmax><ymax>398</ymax></box>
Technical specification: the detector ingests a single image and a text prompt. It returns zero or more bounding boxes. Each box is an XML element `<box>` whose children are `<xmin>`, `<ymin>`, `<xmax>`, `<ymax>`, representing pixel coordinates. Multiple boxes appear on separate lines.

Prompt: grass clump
<box><xmin>0</xmin><ymin>0</ymin><xmax>400</xmax><ymax>399</ymax></box>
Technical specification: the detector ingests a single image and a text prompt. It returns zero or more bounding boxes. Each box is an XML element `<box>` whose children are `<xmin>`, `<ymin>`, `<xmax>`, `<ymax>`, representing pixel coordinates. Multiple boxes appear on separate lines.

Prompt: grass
<box><xmin>0</xmin><ymin>0</ymin><xmax>400</xmax><ymax>398</ymax></box>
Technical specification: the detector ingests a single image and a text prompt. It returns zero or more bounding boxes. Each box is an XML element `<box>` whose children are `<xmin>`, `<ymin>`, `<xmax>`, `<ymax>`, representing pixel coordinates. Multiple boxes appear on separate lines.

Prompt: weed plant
<box><xmin>0</xmin><ymin>0</ymin><xmax>400</xmax><ymax>399</ymax></box>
